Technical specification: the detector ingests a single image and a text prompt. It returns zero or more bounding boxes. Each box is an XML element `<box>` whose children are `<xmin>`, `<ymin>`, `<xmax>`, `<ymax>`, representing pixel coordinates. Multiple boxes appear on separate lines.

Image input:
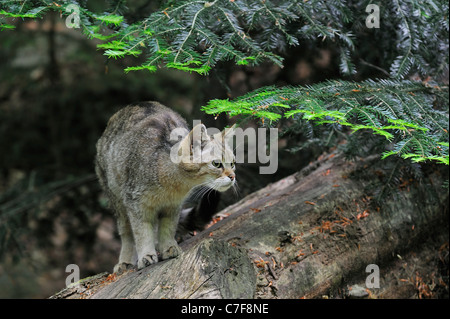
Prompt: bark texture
<box><xmin>50</xmin><ymin>151</ymin><xmax>449</xmax><ymax>299</ymax></box>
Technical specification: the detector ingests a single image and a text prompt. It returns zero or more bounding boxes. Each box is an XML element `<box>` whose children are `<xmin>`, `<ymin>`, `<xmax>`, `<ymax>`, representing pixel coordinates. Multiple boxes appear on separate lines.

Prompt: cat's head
<box><xmin>171</xmin><ymin>124</ymin><xmax>236</xmax><ymax>192</ymax></box>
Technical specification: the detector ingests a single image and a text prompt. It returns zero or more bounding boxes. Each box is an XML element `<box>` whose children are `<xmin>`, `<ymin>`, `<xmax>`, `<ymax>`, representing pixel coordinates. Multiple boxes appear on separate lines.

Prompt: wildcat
<box><xmin>95</xmin><ymin>101</ymin><xmax>236</xmax><ymax>273</ymax></box>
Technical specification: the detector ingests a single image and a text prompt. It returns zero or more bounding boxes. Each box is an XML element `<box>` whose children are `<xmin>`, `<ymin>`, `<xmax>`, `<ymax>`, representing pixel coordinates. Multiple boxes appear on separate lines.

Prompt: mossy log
<box><xmin>50</xmin><ymin>152</ymin><xmax>449</xmax><ymax>299</ymax></box>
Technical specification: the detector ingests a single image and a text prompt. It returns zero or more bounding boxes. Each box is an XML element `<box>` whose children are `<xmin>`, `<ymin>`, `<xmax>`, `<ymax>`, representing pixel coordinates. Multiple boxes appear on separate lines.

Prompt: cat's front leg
<box><xmin>157</xmin><ymin>205</ymin><xmax>182</xmax><ymax>260</ymax></box>
<box><xmin>127</xmin><ymin>204</ymin><xmax>159</xmax><ymax>269</ymax></box>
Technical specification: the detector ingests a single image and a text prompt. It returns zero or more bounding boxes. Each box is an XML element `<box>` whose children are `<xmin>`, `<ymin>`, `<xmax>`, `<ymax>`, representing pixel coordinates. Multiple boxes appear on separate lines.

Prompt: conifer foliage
<box><xmin>1</xmin><ymin>0</ymin><xmax>448</xmax><ymax>78</ymax></box>
<box><xmin>203</xmin><ymin>79</ymin><xmax>449</xmax><ymax>165</ymax></box>
<box><xmin>1</xmin><ymin>0</ymin><xmax>448</xmax><ymax>166</ymax></box>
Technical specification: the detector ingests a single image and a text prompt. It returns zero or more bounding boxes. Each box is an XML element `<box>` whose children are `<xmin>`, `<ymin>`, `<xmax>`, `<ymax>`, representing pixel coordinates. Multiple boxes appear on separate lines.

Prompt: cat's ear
<box><xmin>223</xmin><ymin>123</ymin><xmax>236</xmax><ymax>140</ymax></box>
<box><xmin>216</xmin><ymin>123</ymin><xmax>236</xmax><ymax>146</ymax></box>
<box><xmin>178</xmin><ymin>123</ymin><xmax>209</xmax><ymax>158</ymax></box>
<box><xmin>212</xmin><ymin>124</ymin><xmax>236</xmax><ymax>140</ymax></box>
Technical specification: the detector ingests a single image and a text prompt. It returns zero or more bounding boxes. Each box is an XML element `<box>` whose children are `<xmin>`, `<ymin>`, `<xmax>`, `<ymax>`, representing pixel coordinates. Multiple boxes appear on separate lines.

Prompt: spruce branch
<box><xmin>1</xmin><ymin>0</ymin><xmax>447</xmax><ymax>78</ymax></box>
<box><xmin>202</xmin><ymin>79</ymin><xmax>449</xmax><ymax>165</ymax></box>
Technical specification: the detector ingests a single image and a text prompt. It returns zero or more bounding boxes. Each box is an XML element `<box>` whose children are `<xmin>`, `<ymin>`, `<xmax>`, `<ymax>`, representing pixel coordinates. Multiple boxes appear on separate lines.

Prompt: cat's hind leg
<box><xmin>113</xmin><ymin>210</ymin><xmax>136</xmax><ymax>273</ymax></box>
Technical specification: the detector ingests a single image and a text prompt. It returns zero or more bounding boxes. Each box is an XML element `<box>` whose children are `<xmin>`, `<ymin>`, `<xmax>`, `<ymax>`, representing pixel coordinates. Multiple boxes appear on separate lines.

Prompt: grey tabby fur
<box><xmin>95</xmin><ymin>102</ymin><xmax>235</xmax><ymax>272</ymax></box>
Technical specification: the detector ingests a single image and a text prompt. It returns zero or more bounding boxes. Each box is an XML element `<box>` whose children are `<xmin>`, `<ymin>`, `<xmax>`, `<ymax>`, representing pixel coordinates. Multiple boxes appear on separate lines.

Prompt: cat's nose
<box><xmin>228</xmin><ymin>173</ymin><xmax>235</xmax><ymax>181</ymax></box>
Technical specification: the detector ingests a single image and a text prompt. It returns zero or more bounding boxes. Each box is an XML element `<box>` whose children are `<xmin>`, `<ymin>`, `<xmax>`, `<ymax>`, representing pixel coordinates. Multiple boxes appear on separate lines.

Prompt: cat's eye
<box><xmin>231</xmin><ymin>160</ymin><xmax>235</xmax><ymax>168</ymax></box>
<box><xmin>211</xmin><ymin>160</ymin><xmax>222</xmax><ymax>168</ymax></box>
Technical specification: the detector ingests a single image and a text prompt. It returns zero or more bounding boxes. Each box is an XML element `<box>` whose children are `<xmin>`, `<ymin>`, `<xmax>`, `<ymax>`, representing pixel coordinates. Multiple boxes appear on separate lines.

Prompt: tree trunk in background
<box><xmin>50</xmin><ymin>151</ymin><xmax>449</xmax><ymax>299</ymax></box>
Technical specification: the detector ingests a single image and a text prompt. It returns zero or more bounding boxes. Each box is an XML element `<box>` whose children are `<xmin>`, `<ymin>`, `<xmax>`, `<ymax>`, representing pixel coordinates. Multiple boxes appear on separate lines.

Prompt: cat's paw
<box><xmin>113</xmin><ymin>262</ymin><xmax>134</xmax><ymax>274</ymax></box>
<box><xmin>138</xmin><ymin>253</ymin><xmax>158</xmax><ymax>269</ymax></box>
<box><xmin>160</xmin><ymin>244</ymin><xmax>182</xmax><ymax>260</ymax></box>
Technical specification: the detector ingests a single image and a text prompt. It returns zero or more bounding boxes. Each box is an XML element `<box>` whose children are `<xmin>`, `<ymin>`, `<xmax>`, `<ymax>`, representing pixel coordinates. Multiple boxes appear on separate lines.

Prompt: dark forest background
<box><xmin>0</xmin><ymin>1</ymin><xmax>448</xmax><ymax>298</ymax></box>
<box><xmin>0</xmin><ymin>5</ymin><xmax>337</xmax><ymax>298</ymax></box>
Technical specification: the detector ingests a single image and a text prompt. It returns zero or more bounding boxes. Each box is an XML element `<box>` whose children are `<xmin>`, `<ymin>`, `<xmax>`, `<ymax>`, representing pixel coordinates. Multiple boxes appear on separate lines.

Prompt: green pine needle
<box><xmin>202</xmin><ymin>79</ymin><xmax>449</xmax><ymax>165</ymax></box>
<box><xmin>93</xmin><ymin>14</ymin><xmax>124</xmax><ymax>27</ymax></box>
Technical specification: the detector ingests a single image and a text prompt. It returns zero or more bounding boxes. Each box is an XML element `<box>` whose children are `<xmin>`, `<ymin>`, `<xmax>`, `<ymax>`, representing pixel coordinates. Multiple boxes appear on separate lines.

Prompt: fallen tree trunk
<box><xmin>50</xmin><ymin>151</ymin><xmax>449</xmax><ymax>299</ymax></box>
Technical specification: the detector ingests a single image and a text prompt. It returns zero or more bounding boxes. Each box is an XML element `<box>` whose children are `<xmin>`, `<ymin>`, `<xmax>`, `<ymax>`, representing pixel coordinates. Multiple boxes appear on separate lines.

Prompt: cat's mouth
<box><xmin>215</xmin><ymin>184</ymin><xmax>232</xmax><ymax>192</ymax></box>
<box><xmin>211</xmin><ymin>178</ymin><xmax>235</xmax><ymax>192</ymax></box>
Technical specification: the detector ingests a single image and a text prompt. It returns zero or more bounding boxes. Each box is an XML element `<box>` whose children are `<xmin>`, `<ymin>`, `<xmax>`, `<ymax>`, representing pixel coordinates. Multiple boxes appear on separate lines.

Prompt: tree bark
<box><xmin>50</xmin><ymin>151</ymin><xmax>449</xmax><ymax>299</ymax></box>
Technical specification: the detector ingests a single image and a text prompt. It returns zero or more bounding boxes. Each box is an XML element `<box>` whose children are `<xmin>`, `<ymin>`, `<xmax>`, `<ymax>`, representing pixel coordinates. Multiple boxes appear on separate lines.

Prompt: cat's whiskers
<box><xmin>189</xmin><ymin>187</ymin><xmax>208</xmax><ymax>202</ymax></box>
<box><xmin>189</xmin><ymin>180</ymin><xmax>215</xmax><ymax>202</ymax></box>
<box><xmin>189</xmin><ymin>177</ymin><xmax>237</xmax><ymax>202</ymax></box>
<box><xmin>231</xmin><ymin>180</ymin><xmax>240</xmax><ymax>199</ymax></box>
